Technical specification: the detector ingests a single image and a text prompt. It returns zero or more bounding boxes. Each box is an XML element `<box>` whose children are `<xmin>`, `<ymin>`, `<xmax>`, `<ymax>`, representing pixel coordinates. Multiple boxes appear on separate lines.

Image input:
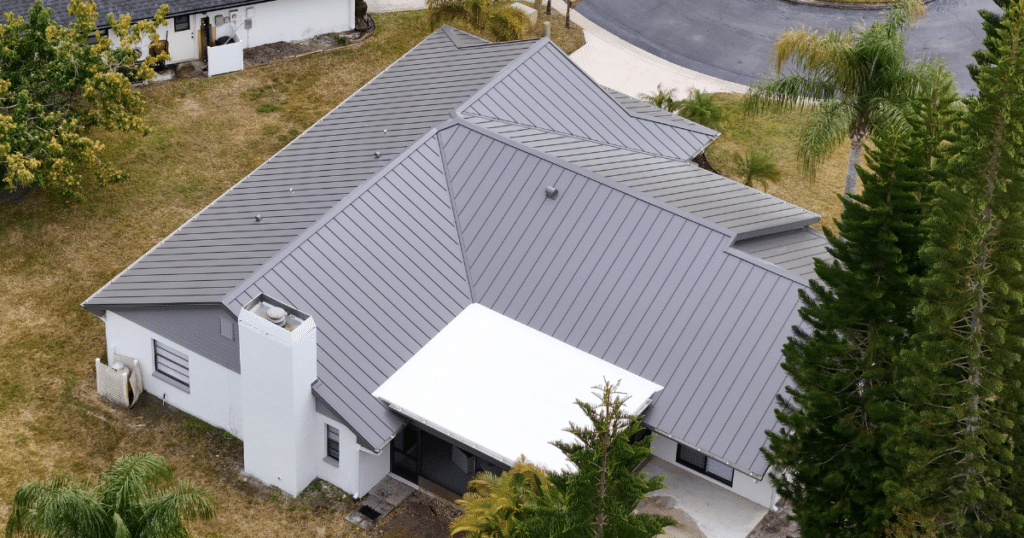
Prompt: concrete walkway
<box><xmin>368</xmin><ymin>0</ymin><xmax>746</xmax><ymax>98</ymax></box>
<box><xmin>637</xmin><ymin>458</ymin><xmax>768</xmax><ymax>538</ymax></box>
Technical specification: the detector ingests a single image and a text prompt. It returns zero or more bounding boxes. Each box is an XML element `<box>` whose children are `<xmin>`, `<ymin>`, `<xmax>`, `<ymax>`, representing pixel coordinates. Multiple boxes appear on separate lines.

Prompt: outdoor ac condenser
<box><xmin>95</xmin><ymin>356</ymin><xmax>143</xmax><ymax>408</ymax></box>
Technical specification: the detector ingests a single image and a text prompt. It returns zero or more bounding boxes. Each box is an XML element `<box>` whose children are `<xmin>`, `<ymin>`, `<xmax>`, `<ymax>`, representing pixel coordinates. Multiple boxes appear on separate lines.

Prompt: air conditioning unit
<box><xmin>96</xmin><ymin>356</ymin><xmax>143</xmax><ymax>408</ymax></box>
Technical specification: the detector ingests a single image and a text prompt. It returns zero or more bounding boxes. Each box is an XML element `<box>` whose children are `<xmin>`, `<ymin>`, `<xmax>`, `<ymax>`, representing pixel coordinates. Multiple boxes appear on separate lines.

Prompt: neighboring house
<box><xmin>83</xmin><ymin>27</ymin><xmax>832</xmax><ymax>507</ymax></box>
<box><xmin>7</xmin><ymin>0</ymin><xmax>356</xmax><ymax>64</ymax></box>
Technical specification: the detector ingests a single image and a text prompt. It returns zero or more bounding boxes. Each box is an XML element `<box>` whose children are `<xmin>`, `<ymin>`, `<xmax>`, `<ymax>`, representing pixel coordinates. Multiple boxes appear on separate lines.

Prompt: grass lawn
<box><xmin>0</xmin><ymin>10</ymin><xmax>587</xmax><ymax>537</ymax></box>
<box><xmin>703</xmin><ymin>93</ymin><xmax>852</xmax><ymax>232</ymax></box>
<box><xmin>0</xmin><ymin>9</ymin><xmax>841</xmax><ymax>537</ymax></box>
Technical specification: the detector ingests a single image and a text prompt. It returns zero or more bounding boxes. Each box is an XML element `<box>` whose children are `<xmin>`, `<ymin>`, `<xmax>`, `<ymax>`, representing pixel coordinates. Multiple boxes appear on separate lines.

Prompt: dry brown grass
<box><xmin>703</xmin><ymin>93</ymin><xmax>853</xmax><ymax>232</ymax></box>
<box><xmin>0</xmin><ymin>10</ymin><xmax>523</xmax><ymax>536</ymax></box>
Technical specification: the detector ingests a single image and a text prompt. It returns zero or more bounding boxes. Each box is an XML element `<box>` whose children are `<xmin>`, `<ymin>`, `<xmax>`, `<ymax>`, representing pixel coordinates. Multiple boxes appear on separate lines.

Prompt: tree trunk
<box><xmin>844</xmin><ymin>133</ymin><xmax>865</xmax><ymax>196</ymax></box>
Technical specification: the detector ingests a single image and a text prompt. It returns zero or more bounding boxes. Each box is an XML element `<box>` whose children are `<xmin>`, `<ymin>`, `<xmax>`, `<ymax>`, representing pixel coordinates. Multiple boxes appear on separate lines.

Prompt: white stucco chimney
<box><xmin>238</xmin><ymin>294</ymin><xmax>318</xmax><ymax>496</ymax></box>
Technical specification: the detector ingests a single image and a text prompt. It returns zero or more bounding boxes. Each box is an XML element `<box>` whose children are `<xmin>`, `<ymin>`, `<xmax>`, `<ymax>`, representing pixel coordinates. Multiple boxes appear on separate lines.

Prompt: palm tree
<box><xmin>745</xmin><ymin>0</ymin><xmax>931</xmax><ymax>195</ymax></box>
<box><xmin>6</xmin><ymin>453</ymin><xmax>215</xmax><ymax>538</ymax></box>
<box><xmin>639</xmin><ymin>84</ymin><xmax>682</xmax><ymax>113</ymax></box>
<box><xmin>426</xmin><ymin>0</ymin><xmax>530</xmax><ymax>42</ymax></box>
<box><xmin>450</xmin><ymin>456</ymin><xmax>561</xmax><ymax>538</ymax></box>
<box><xmin>675</xmin><ymin>89</ymin><xmax>724</xmax><ymax>130</ymax></box>
<box><xmin>732</xmin><ymin>150</ymin><xmax>782</xmax><ymax>192</ymax></box>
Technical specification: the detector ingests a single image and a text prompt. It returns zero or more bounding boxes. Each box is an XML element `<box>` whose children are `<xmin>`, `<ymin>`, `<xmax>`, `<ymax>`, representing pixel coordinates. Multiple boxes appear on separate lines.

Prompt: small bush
<box><xmin>675</xmin><ymin>89</ymin><xmax>724</xmax><ymax>130</ymax></box>
<box><xmin>731</xmin><ymin>149</ymin><xmax>782</xmax><ymax>191</ymax></box>
<box><xmin>336</xmin><ymin>35</ymin><xmax>348</xmax><ymax>46</ymax></box>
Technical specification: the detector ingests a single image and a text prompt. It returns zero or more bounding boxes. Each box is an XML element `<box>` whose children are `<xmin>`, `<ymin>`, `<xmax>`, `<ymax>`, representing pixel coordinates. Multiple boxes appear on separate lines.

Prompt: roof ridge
<box><xmin>435</xmin><ymin>117</ymin><xmax>737</xmax><ymax>242</ymax></box>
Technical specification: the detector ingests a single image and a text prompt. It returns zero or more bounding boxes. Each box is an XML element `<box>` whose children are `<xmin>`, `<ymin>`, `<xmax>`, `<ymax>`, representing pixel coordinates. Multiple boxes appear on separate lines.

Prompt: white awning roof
<box><xmin>372</xmin><ymin>303</ymin><xmax>663</xmax><ymax>472</ymax></box>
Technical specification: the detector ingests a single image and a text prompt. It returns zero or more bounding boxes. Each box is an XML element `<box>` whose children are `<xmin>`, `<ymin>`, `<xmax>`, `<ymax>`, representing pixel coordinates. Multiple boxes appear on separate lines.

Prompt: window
<box><xmin>86</xmin><ymin>29</ymin><xmax>106</xmax><ymax>45</ymax></box>
<box><xmin>174</xmin><ymin>15</ymin><xmax>190</xmax><ymax>32</ymax></box>
<box><xmin>326</xmin><ymin>425</ymin><xmax>340</xmax><ymax>465</ymax></box>
<box><xmin>153</xmin><ymin>340</ymin><xmax>190</xmax><ymax>392</ymax></box>
<box><xmin>220</xmin><ymin>317</ymin><xmax>234</xmax><ymax>340</ymax></box>
<box><xmin>676</xmin><ymin>443</ymin><xmax>733</xmax><ymax>486</ymax></box>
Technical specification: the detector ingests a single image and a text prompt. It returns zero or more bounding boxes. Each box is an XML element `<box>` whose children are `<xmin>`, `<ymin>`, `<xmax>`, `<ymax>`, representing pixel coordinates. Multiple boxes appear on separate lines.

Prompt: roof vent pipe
<box><xmin>266</xmin><ymin>306</ymin><xmax>287</xmax><ymax>326</ymax></box>
<box><xmin>545</xmin><ymin>186</ymin><xmax>559</xmax><ymax>199</ymax></box>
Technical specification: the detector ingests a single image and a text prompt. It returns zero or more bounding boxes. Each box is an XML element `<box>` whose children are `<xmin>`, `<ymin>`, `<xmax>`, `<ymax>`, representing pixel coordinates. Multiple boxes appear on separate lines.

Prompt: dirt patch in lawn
<box><xmin>372</xmin><ymin>491</ymin><xmax>461</xmax><ymax>538</ymax></box>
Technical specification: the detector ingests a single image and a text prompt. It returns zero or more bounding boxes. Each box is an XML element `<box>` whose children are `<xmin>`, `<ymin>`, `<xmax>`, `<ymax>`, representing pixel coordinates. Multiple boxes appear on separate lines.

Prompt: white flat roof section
<box><xmin>372</xmin><ymin>303</ymin><xmax>663</xmax><ymax>472</ymax></box>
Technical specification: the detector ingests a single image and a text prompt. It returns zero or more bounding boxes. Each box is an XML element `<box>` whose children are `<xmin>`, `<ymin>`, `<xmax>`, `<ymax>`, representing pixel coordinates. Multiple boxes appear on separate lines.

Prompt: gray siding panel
<box><xmin>115</xmin><ymin>306</ymin><xmax>240</xmax><ymax>373</ymax></box>
<box><xmin>440</xmin><ymin>123</ymin><xmax>804</xmax><ymax>476</ymax></box>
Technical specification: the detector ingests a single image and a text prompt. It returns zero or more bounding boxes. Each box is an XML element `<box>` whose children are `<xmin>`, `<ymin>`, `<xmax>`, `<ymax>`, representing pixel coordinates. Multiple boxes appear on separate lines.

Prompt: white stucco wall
<box><xmin>105</xmin><ymin>0</ymin><xmax>352</xmax><ymax>65</ymax></box>
<box><xmin>104</xmin><ymin>311</ymin><xmax>244</xmax><ymax>437</ymax></box>
<box><xmin>650</xmin><ymin>434</ymin><xmax>779</xmax><ymax>509</ymax></box>
<box><xmin>104</xmin><ymin>310</ymin><xmax>380</xmax><ymax>499</ymax></box>
<box><xmin>314</xmin><ymin>414</ymin><xmax>387</xmax><ymax>497</ymax></box>
<box><xmin>244</xmin><ymin>0</ymin><xmax>354</xmax><ymax>48</ymax></box>
<box><xmin>239</xmin><ymin>308</ymin><xmax>319</xmax><ymax>497</ymax></box>
<box><xmin>358</xmin><ymin>444</ymin><xmax>391</xmax><ymax>498</ymax></box>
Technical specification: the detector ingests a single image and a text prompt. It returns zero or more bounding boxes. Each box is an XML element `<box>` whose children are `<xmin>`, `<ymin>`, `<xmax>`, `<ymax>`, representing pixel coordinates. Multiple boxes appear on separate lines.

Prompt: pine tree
<box><xmin>549</xmin><ymin>380</ymin><xmax>675</xmax><ymax>538</ymax></box>
<box><xmin>765</xmin><ymin>113</ymin><xmax>930</xmax><ymax>538</ymax></box>
<box><xmin>889</xmin><ymin>1</ymin><xmax>1024</xmax><ymax>535</ymax></box>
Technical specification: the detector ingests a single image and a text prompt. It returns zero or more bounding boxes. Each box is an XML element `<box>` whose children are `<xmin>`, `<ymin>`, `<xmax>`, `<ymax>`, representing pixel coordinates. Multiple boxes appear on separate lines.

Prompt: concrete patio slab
<box><xmin>638</xmin><ymin>458</ymin><xmax>769</xmax><ymax>538</ymax></box>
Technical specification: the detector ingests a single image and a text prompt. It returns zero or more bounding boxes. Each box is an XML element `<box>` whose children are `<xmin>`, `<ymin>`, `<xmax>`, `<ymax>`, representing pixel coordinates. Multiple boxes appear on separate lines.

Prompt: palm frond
<box><xmin>6</xmin><ymin>476</ymin><xmax>111</xmax><ymax>538</ymax></box>
<box><xmin>639</xmin><ymin>83</ymin><xmax>680</xmax><ymax>112</ymax></box>
<box><xmin>463</xmin><ymin>0</ymin><xmax>490</xmax><ymax>31</ymax></box>
<box><xmin>745</xmin><ymin>75</ymin><xmax>838</xmax><ymax>114</ymax></box>
<box><xmin>488</xmin><ymin>6</ymin><xmax>528</xmax><ymax>42</ymax></box>
<box><xmin>732</xmin><ymin>150</ymin><xmax>782</xmax><ymax>190</ymax></box>
<box><xmin>425</xmin><ymin>0</ymin><xmax>469</xmax><ymax>29</ymax></box>
<box><xmin>675</xmin><ymin>89</ymin><xmax>724</xmax><ymax>130</ymax></box>
<box><xmin>97</xmin><ymin>452</ymin><xmax>173</xmax><ymax>517</ymax></box>
<box><xmin>136</xmin><ymin>482</ymin><xmax>215</xmax><ymax>538</ymax></box>
<box><xmin>772</xmin><ymin>27</ymin><xmax>855</xmax><ymax>77</ymax></box>
<box><xmin>798</xmin><ymin>100</ymin><xmax>853</xmax><ymax>180</ymax></box>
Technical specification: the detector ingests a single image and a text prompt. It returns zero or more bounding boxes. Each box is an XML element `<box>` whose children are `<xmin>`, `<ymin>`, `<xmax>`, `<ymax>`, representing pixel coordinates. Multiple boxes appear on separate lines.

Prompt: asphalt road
<box><xmin>576</xmin><ymin>0</ymin><xmax>1000</xmax><ymax>95</ymax></box>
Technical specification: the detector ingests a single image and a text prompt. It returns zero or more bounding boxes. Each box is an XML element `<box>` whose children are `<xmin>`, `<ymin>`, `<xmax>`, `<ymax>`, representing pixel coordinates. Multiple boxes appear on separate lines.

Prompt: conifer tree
<box><xmin>549</xmin><ymin>380</ymin><xmax>675</xmax><ymax>538</ymax></box>
<box><xmin>889</xmin><ymin>1</ymin><xmax>1024</xmax><ymax>535</ymax></box>
<box><xmin>765</xmin><ymin>113</ymin><xmax>930</xmax><ymax>538</ymax></box>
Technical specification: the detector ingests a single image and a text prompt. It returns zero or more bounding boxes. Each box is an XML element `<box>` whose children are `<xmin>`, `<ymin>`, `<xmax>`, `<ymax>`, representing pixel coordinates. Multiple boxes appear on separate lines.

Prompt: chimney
<box><xmin>238</xmin><ymin>294</ymin><xmax>318</xmax><ymax>496</ymax></box>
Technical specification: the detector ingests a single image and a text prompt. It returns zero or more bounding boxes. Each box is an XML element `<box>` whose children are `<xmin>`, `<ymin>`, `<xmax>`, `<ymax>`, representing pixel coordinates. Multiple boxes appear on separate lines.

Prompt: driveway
<box><xmin>577</xmin><ymin>0</ymin><xmax>1001</xmax><ymax>95</ymax></box>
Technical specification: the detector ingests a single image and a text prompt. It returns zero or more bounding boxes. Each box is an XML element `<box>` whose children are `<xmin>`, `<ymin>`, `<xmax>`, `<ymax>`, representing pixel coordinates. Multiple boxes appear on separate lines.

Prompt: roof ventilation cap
<box><xmin>545</xmin><ymin>186</ymin><xmax>559</xmax><ymax>199</ymax></box>
<box><xmin>255</xmin><ymin>214</ymin><xmax>262</xmax><ymax>222</ymax></box>
<box><xmin>266</xmin><ymin>306</ymin><xmax>287</xmax><ymax>326</ymax></box>
<box><xmin>374</xmin><ymin>151</ymin><xmax>381</xmax><ymax>159</ymax></box>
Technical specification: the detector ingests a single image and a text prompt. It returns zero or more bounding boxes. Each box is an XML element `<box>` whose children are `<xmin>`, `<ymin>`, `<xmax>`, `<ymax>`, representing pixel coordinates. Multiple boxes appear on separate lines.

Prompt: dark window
<box><xmin>676</xmin><ymin>443</ymin><xmax>733</xmax><ymax>487</ymax></box>
<box><xmin>154</xmin><ymin>340</ymin><xmax>190</xmax><ymax>392</ymax></box>
<box><xmin>86</xmin><ymin>29</ymin><xmax>105</xmax><ymax>45</ymax></box>
<box><xmin>326</xmin><ymin>425</ymin><xmax>340</xmax><ymax>462</ymax></box>
<box><xmin>220</xmin><ymin>317</ymin><xmax>234</xmax><ymax>340</ymax></box>
<box><xmin>629</xmin><ymin>427</ymin><xmax>652</xmax><ymax>445</ymax></box>
<box><xmin>174</xmin><ymin>15</ymin><xmax>190</xmax><ymax>32</ymax></box>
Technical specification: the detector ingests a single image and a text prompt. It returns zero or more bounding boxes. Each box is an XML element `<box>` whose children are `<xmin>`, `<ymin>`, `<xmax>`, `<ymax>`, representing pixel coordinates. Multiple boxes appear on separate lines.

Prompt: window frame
<box><xmin>153</xmin><ymin>340</ymin><xmax>190</xmax><ymax>393</ymax></box>
<box><xmin>676</xmin><ymin>443</ymin><xmax>733</xmax><ymax>487</ymax></box>
<box><xmin>325</xmin><ymin>424</ymin><xmax>340</xmax><ymax>466</ymax></box>
<box><xmin>174</xmin><ymin>15</ymin><xmax>190</xmax><ymax>32</ymax></box>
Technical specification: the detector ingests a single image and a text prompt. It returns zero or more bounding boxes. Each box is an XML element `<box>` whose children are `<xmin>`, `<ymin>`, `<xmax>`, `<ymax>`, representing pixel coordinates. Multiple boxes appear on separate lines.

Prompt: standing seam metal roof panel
<box><xmin>226</xmin><ymin>133</ymin><xmax>474</xmax><ymax>449</ymax></box>
<box><xmin>83</xmin><ymin>28</ymin><xmax>538</xmax><ymax>311</ymax></box>
<box><xmin>436</xmin><ymin>121</ymin><xmax>806</xmax><ymax>476</ymax></box>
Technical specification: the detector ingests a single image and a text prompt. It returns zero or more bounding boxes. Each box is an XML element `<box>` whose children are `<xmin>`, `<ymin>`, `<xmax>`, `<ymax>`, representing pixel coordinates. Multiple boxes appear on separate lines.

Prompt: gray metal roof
<box><xmin>86</xmin><ymin>28</ymin><xmax>832</xmax><ymax>477</ymax></box>
<box><xmin>456</xmin><ymin>41</ymin><xmax>718</xmax><ymax>162</ymax></box>
<box><xmin>733</xmin><ymin>227</ymin><xmax>833</xmax><ymax>280</ymax></box>
<box><xmin>225</xmin><ymin>119</ymin><xmax>808</xmax><ymax>476</ymax></box>
<box><xmin>6</xmin><ymin>0</ymin><xmax>276</xmax><ymax>27</ymax></box>
<box><xmin>464</xmin><ymin>116</ymin><xmax>820</xmax><ymax>240</ymax></box>
<box><xmin>83</xmin><ymin>28</ymin><xmax>538</xmax><ymax>311</ymax></box>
